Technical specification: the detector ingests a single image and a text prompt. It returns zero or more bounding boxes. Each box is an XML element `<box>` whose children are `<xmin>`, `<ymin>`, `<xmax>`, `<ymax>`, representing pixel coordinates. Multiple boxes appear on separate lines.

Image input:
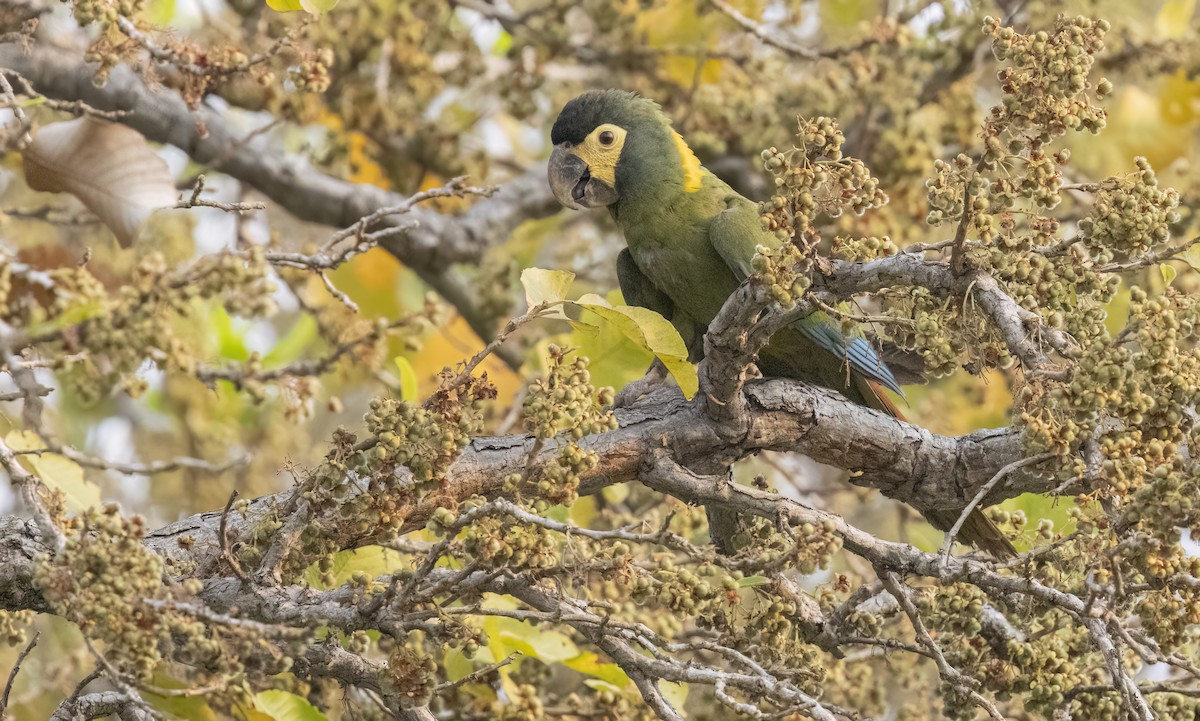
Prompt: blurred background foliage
<box><xmin>1</xmin><ymin>0</ymin><xmax>1198</xmax><ymax>717</ymax></box>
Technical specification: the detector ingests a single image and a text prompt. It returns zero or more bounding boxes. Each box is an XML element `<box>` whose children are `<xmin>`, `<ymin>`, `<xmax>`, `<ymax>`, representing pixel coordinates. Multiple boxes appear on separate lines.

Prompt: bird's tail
<box><xmin>706</xmin><ymin>505</ymin><xmax>741</xmax><ymax>556</ymax></box>
<box><xmin>858</xmin><ymin>378</ymin><xmax>1017</xmax><ymax>560</ymax></box>
<box><xmin>925</xmin><ymin>508</ymin><xmax>1019</xmax><ymax>559</ymax></box>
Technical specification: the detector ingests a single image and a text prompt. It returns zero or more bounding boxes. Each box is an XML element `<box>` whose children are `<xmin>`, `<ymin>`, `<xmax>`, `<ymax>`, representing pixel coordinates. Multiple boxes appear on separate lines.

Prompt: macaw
<box><xmin>547</xmin><ymin>89</ymin><xmax>1015</xmax><ymax>558</ymax></box>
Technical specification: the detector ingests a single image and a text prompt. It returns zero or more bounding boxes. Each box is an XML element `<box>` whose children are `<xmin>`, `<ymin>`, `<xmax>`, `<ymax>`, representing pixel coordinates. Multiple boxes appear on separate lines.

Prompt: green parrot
<box><xmin>547</xmin><ymin>89</ymin><xmax>1016</xmax><ymax>559</ymax></box>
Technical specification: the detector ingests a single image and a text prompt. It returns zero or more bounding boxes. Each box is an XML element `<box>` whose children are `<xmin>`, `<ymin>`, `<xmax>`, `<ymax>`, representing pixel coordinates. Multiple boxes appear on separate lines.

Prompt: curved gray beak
<box><xmin>548</xmin><ymin>144</ymin><xmax>617</xmax><ymax>210</ymax></box>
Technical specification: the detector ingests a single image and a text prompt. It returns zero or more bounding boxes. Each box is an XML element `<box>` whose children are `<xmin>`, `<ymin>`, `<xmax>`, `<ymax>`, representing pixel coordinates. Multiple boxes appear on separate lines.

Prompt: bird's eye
<box><xmin>598</xmin><ymin>130</ymin><xmax>615</xmax><ymax>147</ymax></box>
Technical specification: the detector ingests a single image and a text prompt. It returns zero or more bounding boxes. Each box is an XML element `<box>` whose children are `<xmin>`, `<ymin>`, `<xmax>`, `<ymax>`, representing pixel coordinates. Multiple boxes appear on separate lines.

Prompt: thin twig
<box><xmin>219</xmin><ymin>489</ymin><xmax>251</xmax><ymax>585</ymax></box>
<box><xmin>938</xmin><ymin>451</ymin><xmax>1055</xmax><ymax>569</ymax></box>
<box><xmin>0</xmin><ymin>631</ymin><xmax>38</xmax><ymax>716</ymax></box>
<box><xmin>434</xmin><ymin>653</ymin><xmax>519</xmax><ymax>691</ymax></box>
<box><xmin>881</xmin><ymin>573</ymin><xmax>1004</xmax><ymax>721</ymax></box>
<box><xmin>176</xmin><ymin>175</ymin><xmax>266</xmax><ymax>213</ymax></box>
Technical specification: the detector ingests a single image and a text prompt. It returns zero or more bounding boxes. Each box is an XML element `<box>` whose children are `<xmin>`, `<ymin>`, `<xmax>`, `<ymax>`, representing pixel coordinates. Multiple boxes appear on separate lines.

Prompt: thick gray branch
<box><xmin>1</xmin><ymin>375</ymin><xmax>1040</xmax><ymax>613</ymax></box>
<box><xmin>0</xmin><ymin>41</ymin><xmax>560</xmax><ymax>351</ymax></box>
<box><xmin>49</xmin><ymin>691</ymin><xmax>143</xmax><ymax>721</ymax></box>
<box><xmin>0</xmin><ymin>43</ymin><xmax>556</xmax><ymax>270</ymax></box>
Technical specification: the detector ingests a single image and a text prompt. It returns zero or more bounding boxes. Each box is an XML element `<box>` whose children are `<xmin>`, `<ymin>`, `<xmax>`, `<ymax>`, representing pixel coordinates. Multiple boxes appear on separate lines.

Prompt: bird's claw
<box><xmin>612</xmin><ymin>358</ymin><xmax>669</xmax><ymax>408</ymax></box>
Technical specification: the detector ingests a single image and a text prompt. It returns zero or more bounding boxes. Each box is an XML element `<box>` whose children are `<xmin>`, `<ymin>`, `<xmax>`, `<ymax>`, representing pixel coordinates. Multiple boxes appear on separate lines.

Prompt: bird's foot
<box><xmin>612</xmin><ymin>358</ymin><xmax>668</xmax><ymax>408</ymax></box>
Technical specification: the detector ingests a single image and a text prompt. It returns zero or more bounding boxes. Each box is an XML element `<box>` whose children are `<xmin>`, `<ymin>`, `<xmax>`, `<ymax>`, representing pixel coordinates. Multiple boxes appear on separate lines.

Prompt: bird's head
<box><xmin>548</xmin><ymin>89</ymin><xmax>703</xmax><ymax>211</ymax></box>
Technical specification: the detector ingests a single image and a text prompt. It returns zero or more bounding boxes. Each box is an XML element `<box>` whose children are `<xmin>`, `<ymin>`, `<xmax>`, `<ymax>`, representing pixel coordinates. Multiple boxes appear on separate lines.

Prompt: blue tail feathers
<box><xmin>798</xmin><ymin>321</ymin><xmax>904</xmax><ymax>396</ymax></box>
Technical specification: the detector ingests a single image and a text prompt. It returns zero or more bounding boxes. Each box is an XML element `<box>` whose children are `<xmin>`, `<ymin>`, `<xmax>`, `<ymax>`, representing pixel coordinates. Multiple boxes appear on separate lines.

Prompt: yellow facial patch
<box><xmin>569</xmin><ymin>123</ymin><xmax>704</xmax><ymax>193</ymax></box>
<box><xmin>570</xmin><ymin>123</ymin><xmax>627</xmax><ymax>187</ymax></box>
<box><xmin>672</xmin><ymin>132</ymin><xmax>704</xmax><ymax>192</ymax></box>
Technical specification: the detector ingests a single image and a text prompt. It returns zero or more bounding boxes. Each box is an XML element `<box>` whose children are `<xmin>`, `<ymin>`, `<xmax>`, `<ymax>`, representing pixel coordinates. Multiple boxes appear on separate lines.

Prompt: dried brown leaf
<box><xmin>23</xmin><ymin>116</ymin><xmax>176</xmax><ymax>247</ymax></box>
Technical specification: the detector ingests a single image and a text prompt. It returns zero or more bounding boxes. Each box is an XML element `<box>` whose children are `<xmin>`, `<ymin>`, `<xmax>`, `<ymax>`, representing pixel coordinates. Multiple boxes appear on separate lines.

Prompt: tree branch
<box><xmin>0</xmin><ymin>372</ymin><xmax>1044</xmax><ymax>616</ymax></box>
<box><xmin>817</xmin><ymin>253</ymin><xmax>1075</xmax><ymax>369</ymax></box>
<box><xmin>0</xmin><ymin>42</ymin><xmax>560</xmax><ymax>362</ymax></box>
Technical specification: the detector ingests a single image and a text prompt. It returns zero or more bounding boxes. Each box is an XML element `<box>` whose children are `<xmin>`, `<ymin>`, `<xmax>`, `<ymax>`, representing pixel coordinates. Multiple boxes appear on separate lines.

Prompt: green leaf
<box><xmin>210</xmin><ymin>304</ymin><xmax>249</xmax><ymax>362</ymax></box>
<box><xmin>1160</xmin><ymin>263</ymin><xmax>1178</xmax><ymax>286</ymax></box>
<box><xmin>522</xmin><ymin>268</ymin><xmax>698</xmax><ymax>397</ymax></box>
<box><xmin>302</xmin><ymin>546</ymin><xmax>408</xmax><ymax>589</ymax></box>
<box><xmin>265</xmin><ymin>0</ymin><xmax>304</xmax><ymax>11</ymax></box>
<box><xmin>254</xmin><ymin>691</ymin><xmax>328</xmax><ymax>721</ymax></box>
<box><xmin>143</xmin><ymin>673</ymin><xmax>218</xmax><ymax>721</ymax></box>
<box><xmin>495</xmin><ymin>624</ymin><xmax>578</xmax><ymax>664</ymax></box>
<box><xmin>479</xmin><ymin>594</ymin><xmax>579</xmax><ymax>665</ymax></box>
<box><xmin>520</xmin><ymin>268</ymin><xmax>575</xmax><ymax>308</ymax></box>
<box><xmin>564</xmin><ymin>291</ymin><xmax>654</xmax><ymax>391</ymax></box>
<box><xmin>263</xmin><ymin>315</ymin><xmax>319</xmax><ymax>366</ymax></box>
<box><xmin>572</xmin><ymin>302</ymin><xmax>698</xmax><ymax>399</ymax></box>
<box><xmin>444</xmin><ymin>648</ymin><xmax>475</xmax><ymax>682</ymax></box>
<box><xmin>394</xmin><ymin>356</ymin><xmax>419</xmax><ymax>401</ymax></box>
<box><xmin>5</xmin><ymin>430</ymin><xmax>101</xmax><ymax>512</ymax></box>
<box><xmin>492</xmin><ymin>30</ymin><xmax>513</xmax><ymax>56</ymax></box>
<box><xmin>737</xmin><ymin>575</ymin><xmax>768</xmax><ymax>588</ymax></box>
<box><xmin>144</xmin><ymin>0</ymin><xmax>176</xmax><ymax>25</ymax></box>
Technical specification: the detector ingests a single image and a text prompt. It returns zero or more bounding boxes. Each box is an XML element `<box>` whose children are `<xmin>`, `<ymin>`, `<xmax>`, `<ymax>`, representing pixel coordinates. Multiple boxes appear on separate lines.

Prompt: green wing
<box><xmin>707</xmin><ymin>196</ymin><xmax>903</xmax><ymax>396</ymax></box>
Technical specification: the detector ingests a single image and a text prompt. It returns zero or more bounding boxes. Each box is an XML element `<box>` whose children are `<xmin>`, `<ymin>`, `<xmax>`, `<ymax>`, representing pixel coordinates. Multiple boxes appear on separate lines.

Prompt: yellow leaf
<box><xmin>5</xmin><ymin>430</ymin><xmax>100</xmax><ymax>512</ymax></box>
<box><xmin>498</xmin><ymin>668</ymin><xmax>523</xmax><ymax>703</ymax></box>
<box><xmin>264</xmin><ymin>0</ymin><xmax>303</xmax><ymax>10</ymax></box>
<box><xmin>1160</xmin><ymin>70</ymin><xmax>1200</xmax><ymax>127</ymax></box>
<box><xmin>1072</xmin><ymin>87</ymin><xmax>1191</xmax><ymax>177</ymax></box>
<box><xmin>565</xmin><ymin>652</ymin><xmax>633</xmax><ymax>688</ymax></box>
<box><xmin>564</xmin><ymin>290</ymin><xmax>655</xmax><ymax>391</ymax></box>
<box><xmin>1160</xmin><ymin>263</ymin><xmax>1178</xmax><ymax>286</ymax></box>
<box><xmin>1184</xmin><ymin>244</ymin><xmax>1200</xmax><ymax>274</ymax></box>
<box><xmin>298</xmin><ymin>0</ymin><xmax>339</xmax><ymax>15</ymax></box>
<box><xmin>572</xmin><ymin>302</ymin><xmax>698</xmax><ymax>399</ymax></box>
<box><xmin>636</xmin><ymin>0</ymin><xmax>731</xmax><ymax>86</ymax></box>
<box><xmin>394</xmin><ymin>356</ymin><xmax>419</xmax><ymax>401</ymax></box>
<box><xmin>568</xmin><ymin>495</ymin><xmax>597</xmax><ymax>527</ymax></box>
<box><xmin>346</xmin><ymin>132</ymin><xmax>390</xmax><ymax>188</ymax></box>
<box><xmin>659</xmin><ymin>681</ymin><xmax>689</xmax><ymax>715</ymax></box>
<box><xmin>478</xmin><ymin>595</ymin><xmax>579</xmax><ymax>664</ymax></box>
<box><xmin>520</xmin><ymin>268</ymin><xmax>575</xmax><ymax>308</ymax></box>
<box><xmin>575</xmin><ymin>292</ymin><xmax>612</xmax><ymax>308</ymax></box>
<box><xmin>526</xmin><ymin>275</ymin><xmax>699</xmax><ymax>397</ymax></box>
<box><xmin>601</xmin><ymin>483</ymin><xmax>631</xmax><ymax>505</ymax></box>
<box><xmin>1157</xmin><ymin>0</ymin><xmax>1197</xmax><ymax>39</ymax></box>
<box><xmin>584</xmin><ymin>679</ymin><xmax>627</xmax><ymax>695</ymax></box>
